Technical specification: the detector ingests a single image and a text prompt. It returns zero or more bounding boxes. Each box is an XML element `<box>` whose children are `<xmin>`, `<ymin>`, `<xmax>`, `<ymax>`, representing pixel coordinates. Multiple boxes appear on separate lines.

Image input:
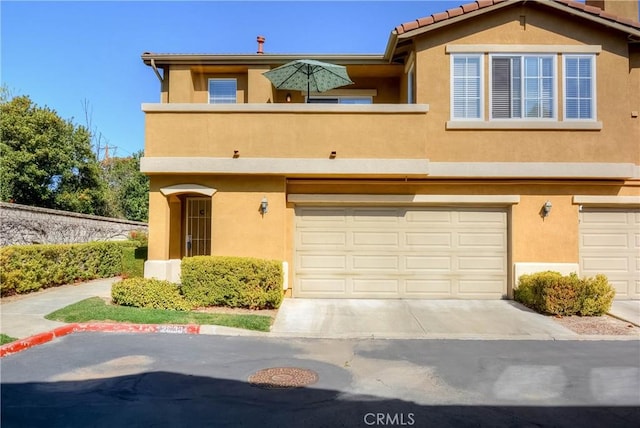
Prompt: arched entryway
<box><xmin>160</xmin><ymin>184</ymin><xmax>216</xmax><ymax>259</ymax></box>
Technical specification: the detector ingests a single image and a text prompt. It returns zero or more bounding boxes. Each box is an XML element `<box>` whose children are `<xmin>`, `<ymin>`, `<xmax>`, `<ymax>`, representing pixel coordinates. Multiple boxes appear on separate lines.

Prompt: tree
<box><xmin>101</xmin><ymin>151</ymin><xmax>149</xmax><ymax>222</ymax></box>
<box><xmin>0</xmin><ymin>94</ymin><xmax>109</xmax><ymax>215</ymax></box>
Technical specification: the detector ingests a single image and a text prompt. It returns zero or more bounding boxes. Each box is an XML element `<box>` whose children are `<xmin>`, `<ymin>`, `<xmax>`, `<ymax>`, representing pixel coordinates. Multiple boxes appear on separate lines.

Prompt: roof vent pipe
<box><xmin>257</xmin><ymin>36</ymin><xmax>265</xmax><ymax>54</ymax></box>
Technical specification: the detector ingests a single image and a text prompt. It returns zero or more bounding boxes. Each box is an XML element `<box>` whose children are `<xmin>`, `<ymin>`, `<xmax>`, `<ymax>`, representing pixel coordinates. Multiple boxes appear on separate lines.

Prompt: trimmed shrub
<box><xmin>515</xmin><ymin>271</ymin><xmax>615</xmax><ymax>316</ymax></box>
<box><xmin>112</xmin><ymin>277</ymin><xmax>193</xmax><ymax>311</ymax></box>
<box><xmin>121</xmin><ymin>246</ymin><xmax>148</xmax><ymax>279</ymax></box>
<box><xmin>515</xmin><ymin>271</ymin><xmax>562</xmax><ymax>312</ymax></box>
<box><xmin>540</xmin><ymin>273</ymin><xmax>582</xmax><ymax>316</ymax></box>
<box><xmin>181</xmin><ymin>256</ymin><xmax>283</xmax><ymax>309</ymax></box>
<box><xmin>0</xmin><ymin>241</ymin><xmax>128</xmax><ymax>296</ymax></box>
<box><xmin>578</xmin><ymin>274</ymin><xmax>615</xmax><ymax>316</ymax></box>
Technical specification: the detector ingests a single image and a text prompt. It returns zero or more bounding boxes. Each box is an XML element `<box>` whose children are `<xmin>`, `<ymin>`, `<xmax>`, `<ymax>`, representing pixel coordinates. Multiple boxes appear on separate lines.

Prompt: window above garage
<box><xmin>446</xmin><ymin>45</ymin><xmax>602</xmax><ymax>130</ymax></box>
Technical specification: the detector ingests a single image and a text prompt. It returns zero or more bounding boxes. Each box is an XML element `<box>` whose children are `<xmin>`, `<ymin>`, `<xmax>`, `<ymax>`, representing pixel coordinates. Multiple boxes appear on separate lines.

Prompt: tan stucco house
<box><xmin>141</xmin><ymin>0</ymin><xmax>640</xmax><ymax>300</ymax></box>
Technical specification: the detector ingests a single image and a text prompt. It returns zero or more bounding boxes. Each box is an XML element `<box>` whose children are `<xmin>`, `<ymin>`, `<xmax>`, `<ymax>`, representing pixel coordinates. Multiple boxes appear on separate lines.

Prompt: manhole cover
<box><xmin>248</xmin><ymin>367</ymin><xmax>319</xmax><ymax>389</ymax></box>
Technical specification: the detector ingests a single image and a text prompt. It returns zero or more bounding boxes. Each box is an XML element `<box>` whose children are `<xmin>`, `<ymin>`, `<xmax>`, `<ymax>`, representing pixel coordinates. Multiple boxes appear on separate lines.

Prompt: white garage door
<box><xmin>580</xmin><ymin>209</ymin><xmax>640</xmax><ymax>300</ymax></box>
<box><xmin>295</xmin><ymin>207</ymin><xmax>507</xmax><ymax>299</ymax></box>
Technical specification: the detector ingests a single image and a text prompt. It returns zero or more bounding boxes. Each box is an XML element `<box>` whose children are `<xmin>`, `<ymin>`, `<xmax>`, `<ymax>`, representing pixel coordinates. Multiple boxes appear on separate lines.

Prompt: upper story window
<box><xmin>564</xmin><ymin>55</ymin><xmax>595</xmax><ymax>120</ymax></box>
<box><xmin>491</xmin><ymin>55</ymin><xmax>556</xmax><ymax>120</ymax></box>
<box><xmin>407</xmin><ymin>62</ymin><xmax>416</xmax><ymax>104</ymax></box>
<box><xmin>449</xmin><ymin>49</ymin><xmax>598</xmax><ymax>127</ymax></box>
<box><xmin>208</xmin><ymin>78</ymin><xmax>236</xmax><ymax>104</ymax></box>
<box><xmin>451</xmin><ymin>55</ymin><xmax>483</xmax><ymax>120</ymax></box>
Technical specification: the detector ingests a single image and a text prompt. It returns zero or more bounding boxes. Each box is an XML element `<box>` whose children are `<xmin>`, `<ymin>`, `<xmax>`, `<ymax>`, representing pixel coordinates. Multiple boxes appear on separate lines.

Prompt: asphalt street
<box><xmin>1</xmin><ymin>333</ymin><xmax>639</xmax><ymax>427</ymax></box>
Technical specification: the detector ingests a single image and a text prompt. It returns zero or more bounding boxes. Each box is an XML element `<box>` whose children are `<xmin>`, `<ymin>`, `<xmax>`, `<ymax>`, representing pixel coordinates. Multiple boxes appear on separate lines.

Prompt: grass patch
<box><xmin>45</xmin><ymin>297</ymin><xmax>272</xmax><ymax>332</ymax></box>
<box><xmin>1</xmin><ymin>334</ymin><xmax>18</xmax><ymax>345</ymax></box>
<box><xmin>121</xmin><ymin>246</ymin><xmax>147</xmax><ymax>278</ymax></box>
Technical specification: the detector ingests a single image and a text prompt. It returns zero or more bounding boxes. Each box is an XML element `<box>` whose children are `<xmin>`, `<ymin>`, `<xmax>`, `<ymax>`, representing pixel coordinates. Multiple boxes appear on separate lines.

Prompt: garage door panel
<box><xmin>581</xmin><ymin>211</ymin><xmax>629</xmax><ymax>224</ymax></box>
<box><xmin>582</xmin><ymin>233</ymin><xmax>630</xmax><ymax>249</ymax></box>
<box><xmin>458</xmin><ymin>232</ymin><xmax>505</xmax><ymax>248</ymax></box>
<box><xmin>352</xmin><ymin>255</ymin><xmax>399</xmax><ymax>270</ymax></box>
<box><xmin>405</xmin><ymin>232</ymin><xmax>452</xmax><ymax>247</ymax></box>
<box><xmin>299</xmin><ymin>278</ymin><xmax>346</xmax><ymax>293</ymax></box>
<box><xmin>458</xmin><ymin>256</ymin><xmax>506</xmax><ymax>272</ymax></box>
<box><xmin>609</xmin><ymin>280</ymin><xmax>630</xmax><ymax>297</ymax></box>
<box><xmin>405</xmin><ymin>279</ymin><xmax>452</xmax><ymax>294</ymax></box>
<box><xmin>298</xmin><ymin>254</ymin><xmax>346</xmax><ymax>270</ymax></box>
<box><xmin>406</xmin><ymin>256</ymin><xmax>451</xmax><ymax>271</ymax></box>
<box><xmin>458</xmin><ymin>210</ymin><xmax>506</xmax><ymax>225</ymax></box>
<box><xmin>297</xmin><ymin>208</ymin><xmax>348</xmax><ymax>223</ymax></box>
<box><xmin>405</xmin><ymin>210</ymin><xmax>452</xmax><ymax>223</ymax></box>
<box><xmin>299</xmin><ymin>231</ymin><xmax>347</xmax><ymax>247</ymax></box>
<box><xmin>352</xmin><ymin>208</ymin><xmax>399</xmax><ymax>223</ymax></box>
<box><xmin>353</xmin><ymin>279</ymin><xmax>399</xmax><ymax>294</ymax></box>
<box><xmin>353</xmin><ymin>231</ymin><xmax>399</xmax><ymax>247</ymax></box>
<box><xmin>459</xmin><ymin>279</ymin><xmax>505</xmax><ymax>295</ymax></box>
<box><xmin>581</xmin><ymin>256</ymin><xmax>629</xmax><ymax>272</ymax></box>
<box><xmin>295</xmin><ymin>206</ymin><xmax>507</xmax><ymax>299</ymax></box>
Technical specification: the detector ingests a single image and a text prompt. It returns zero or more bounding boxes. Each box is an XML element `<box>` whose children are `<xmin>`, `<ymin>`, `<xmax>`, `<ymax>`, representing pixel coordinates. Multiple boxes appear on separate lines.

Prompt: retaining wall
<box><xmin>0</xmin><ymin>202</ymin><xmax>148</xmax><ymax>246</ymax></box>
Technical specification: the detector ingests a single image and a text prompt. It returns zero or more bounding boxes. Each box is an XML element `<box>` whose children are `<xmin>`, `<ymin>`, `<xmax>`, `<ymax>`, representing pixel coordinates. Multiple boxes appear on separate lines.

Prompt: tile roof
<box><xmin>394</xmin><ymin>0</ymin><xmax>640</xmax><ymax>35</ymax></box>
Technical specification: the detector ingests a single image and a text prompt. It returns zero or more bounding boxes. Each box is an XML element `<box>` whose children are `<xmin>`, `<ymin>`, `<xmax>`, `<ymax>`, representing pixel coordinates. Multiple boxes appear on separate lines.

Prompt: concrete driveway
<box><xmin>271</xmin><ymin>299</ymin><xmax>580</xmax><ymax>339</ymax></box>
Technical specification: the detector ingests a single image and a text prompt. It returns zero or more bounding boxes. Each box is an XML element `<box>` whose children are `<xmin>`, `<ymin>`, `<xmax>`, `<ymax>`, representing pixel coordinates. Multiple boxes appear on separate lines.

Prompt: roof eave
<box><xmin>393</xmin><ymin>0</ymin><xmax>640</xmax><ymax>42</ymax></box>
<box><xmin>541</xmin><ymin>0</ymin><xmax>640</xmax><ymax>38</ymax></box>
<box><xmin>395</xmin><ymin>0</ymin><xmax>518</xmax><ymax>41</ymax></box>
<box><xmin>141</xmin><ymin>53</ymin><xmax>389</xmax><ymax>67</ymax></box>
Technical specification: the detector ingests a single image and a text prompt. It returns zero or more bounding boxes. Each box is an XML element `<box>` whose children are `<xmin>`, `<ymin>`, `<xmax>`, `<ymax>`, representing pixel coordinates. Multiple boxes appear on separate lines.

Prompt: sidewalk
<box><xmin>1</xmin><ymin>278</ymin><xmax>116</xmax><ymax>339</ymax></box>
<box><xmin>1</xmin><ymin>278</ymin><xmax>639</xmax><ymax>342</ymax></box>
<box><xmin>610</xmin><ymin>300</ymin><xmax>640</xmax><ymax>326</ymax></box>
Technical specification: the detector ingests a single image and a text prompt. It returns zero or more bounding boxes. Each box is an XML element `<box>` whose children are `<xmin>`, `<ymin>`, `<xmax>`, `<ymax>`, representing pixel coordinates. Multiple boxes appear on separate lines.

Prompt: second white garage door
<box><xmin>295</xmin><ymin>207</ymin><xmax>507</xmax><ymax>299</ymax></box>
<box><xmin>580</xmin><ymin>208</ymin><xmax>640</xmax><ymax>300</ymax></box>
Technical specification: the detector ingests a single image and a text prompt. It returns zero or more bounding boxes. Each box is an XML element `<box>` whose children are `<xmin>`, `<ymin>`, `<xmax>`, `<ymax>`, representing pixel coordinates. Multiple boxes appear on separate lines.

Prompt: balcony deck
<box><xmin>142</xmin><ymin>103</ymin><xmax>430</xmax><ymax>160</ymax></box>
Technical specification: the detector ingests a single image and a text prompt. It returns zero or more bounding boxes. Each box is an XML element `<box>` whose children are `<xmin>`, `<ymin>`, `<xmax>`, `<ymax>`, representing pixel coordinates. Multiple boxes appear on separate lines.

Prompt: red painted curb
<box><xmin>0</xmin><ymin>323</ymin><xmax>201</xmax><ymax>358</ymax></box>
<box><xmin>77</xmin><ymin>323</ymin><xmax>200</xmax><ymax>335</ymax></box>
<box><xmin>0</xmin><ymin>330</ymin><xmax>56</xmax><ymax>357</ymax></box>
<box><xmin>52</xmin><ymin>324</ymin><xmax>79</xmax><ymax>338</ymax></box>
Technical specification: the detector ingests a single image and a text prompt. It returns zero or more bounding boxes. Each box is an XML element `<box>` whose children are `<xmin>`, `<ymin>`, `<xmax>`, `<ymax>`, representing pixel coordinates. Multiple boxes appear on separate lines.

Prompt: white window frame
<box><xmin>489</xmin><ymin>54</ymin><xmax>557</xmax><ymax>121</ymax></box>
<box><xmin>208</xmin><ymin>78</ymin><xmax>237</xmax><ymax>104</ymax></box>
<box><xmin>450</xmin><ymin>54</ymin><xmax>484</xmax><ymax>121</ymax></box>
<box><xmin>405</xmin><ymin>52</ymin><xmax>416</xmax><ymax>104</ymax></box>
<box><xmin>563</xmin><ymin>54</ymin><xmax>596</xmax><ymax>121</ymax></box>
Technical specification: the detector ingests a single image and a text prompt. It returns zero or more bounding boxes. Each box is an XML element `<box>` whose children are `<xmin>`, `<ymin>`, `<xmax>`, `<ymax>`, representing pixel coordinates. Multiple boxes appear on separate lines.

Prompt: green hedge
<box><xmin>121</xmin><ymin>246</ymin><xmax>148</xmax><ymax>279</ymax></box>
<box><xmin>112</xmin><ymin>277</ymin><xmax>193</xmax><ymax>311</ymax></box>
<box><xmin>515</xmin><ymin>271</ymin><xmax>615</xmax><ymax>316</ymax></box>
<box><xmin>181</xmin><ymin>256</ymin><xmax>283</xmax><ymax>309</ymax></box>
<box><xmin>0</xmin><ymin>241</ymin><xmax>131</xmax><ymax>296</ymax></box>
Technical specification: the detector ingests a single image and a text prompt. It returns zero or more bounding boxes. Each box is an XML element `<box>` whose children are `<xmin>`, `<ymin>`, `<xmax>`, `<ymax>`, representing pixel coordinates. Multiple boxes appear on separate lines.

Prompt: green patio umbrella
<box><xmin>263</xmin><ymin>59</ymin><xmax>354</xmax><ymax>102</ymax></box>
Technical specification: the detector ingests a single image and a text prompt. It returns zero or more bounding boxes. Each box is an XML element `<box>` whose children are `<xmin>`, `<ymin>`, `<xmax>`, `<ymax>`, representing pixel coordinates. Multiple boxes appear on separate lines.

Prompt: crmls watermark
<box><xmin>363</xmin><ymin>413</ymin><xmax>415</xmax><ymax>426</ymax></box>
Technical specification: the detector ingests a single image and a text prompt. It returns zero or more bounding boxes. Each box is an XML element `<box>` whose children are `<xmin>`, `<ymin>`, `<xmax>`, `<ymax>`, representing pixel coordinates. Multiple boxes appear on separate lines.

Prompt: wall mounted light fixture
<box><xmin>285</xmin><ymin>93</ymin><xmax>292</xmax><ymax>103</ymax></box>
<box><xmin>542</xmin><ymin>200</ymin><xmax>552</xmax><ymax>217</ymax></box>
<box><xmin>233</xmin><ymin>150</ymin><xmax>240</xmax><ymax>158</ymax></box>
<box><xmin>330</xmin><ymin>151</ymin><xmax>337</xmax><ymax>159</ymax></box>
<box><xmin>260</xmin><ymin>197</ymin><xmax>269</xmax><ymax>215</ymax></box>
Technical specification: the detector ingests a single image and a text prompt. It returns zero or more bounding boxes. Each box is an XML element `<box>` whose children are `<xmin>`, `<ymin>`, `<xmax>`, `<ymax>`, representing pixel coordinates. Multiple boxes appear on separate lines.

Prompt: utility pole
<box><xmin>103</xmin><ymin>144</ymin><xmax>112</xmax><ymax>162</ymax></box>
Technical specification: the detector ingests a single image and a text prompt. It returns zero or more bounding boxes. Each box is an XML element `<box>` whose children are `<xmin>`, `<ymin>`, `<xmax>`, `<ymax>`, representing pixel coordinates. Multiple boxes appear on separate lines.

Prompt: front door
<box><xmin>185</xmin><ymin>197</ymin><xmax>211</xmax><ymax>257</ymax></box>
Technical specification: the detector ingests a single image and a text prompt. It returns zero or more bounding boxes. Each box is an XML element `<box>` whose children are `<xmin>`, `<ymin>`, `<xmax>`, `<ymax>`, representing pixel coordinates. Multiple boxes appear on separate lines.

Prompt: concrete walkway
<box><xmin>1</xmin><ymin>278</ymin><xmax>638</xmax><ymax>341</ymax></box>
<box><xmin>1</xmin><ymin>278</ymin><xmax>116</xmax><ymax>339</ymax></box>
<box><xmin>610</xmin><ymin>300</ymin><xmax>640</xmax><ymax>326</ymax></box>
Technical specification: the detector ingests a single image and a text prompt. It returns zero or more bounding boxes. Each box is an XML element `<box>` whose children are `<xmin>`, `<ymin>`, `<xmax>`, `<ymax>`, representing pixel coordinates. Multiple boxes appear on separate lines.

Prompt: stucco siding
<box><xmin>413</xmin><ymin>4</ymin><xmax>639</xmax><ymax>165</ymax></box>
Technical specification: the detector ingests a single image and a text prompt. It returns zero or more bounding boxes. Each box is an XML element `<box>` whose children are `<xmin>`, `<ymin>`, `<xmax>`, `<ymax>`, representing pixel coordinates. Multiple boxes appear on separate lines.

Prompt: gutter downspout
<box><xmin>150</xmin><ymin>59</ymin><xmax>164</xmax><ymax>82</ymax></box>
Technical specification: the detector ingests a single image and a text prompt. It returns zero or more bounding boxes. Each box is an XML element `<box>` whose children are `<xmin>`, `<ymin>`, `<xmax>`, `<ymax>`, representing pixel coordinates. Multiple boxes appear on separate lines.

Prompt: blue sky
<box><xmin>1</xmin><ymin>0</ymin><xmax>465</xmax><ymax>157</ymax></box>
